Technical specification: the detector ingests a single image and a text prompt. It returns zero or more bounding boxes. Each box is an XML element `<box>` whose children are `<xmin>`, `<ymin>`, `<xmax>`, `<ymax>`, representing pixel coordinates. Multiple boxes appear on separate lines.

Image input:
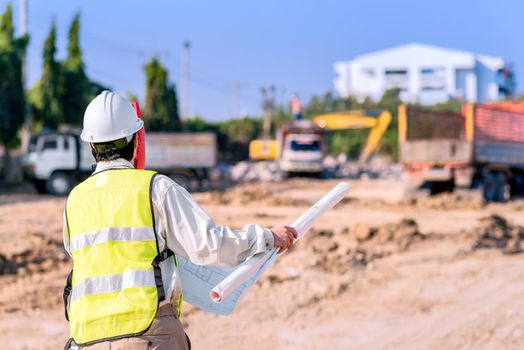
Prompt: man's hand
<box><xmin>270</xmin><ymin>225</ymin><xmax>298</xmax><ymax>253</ymax></box>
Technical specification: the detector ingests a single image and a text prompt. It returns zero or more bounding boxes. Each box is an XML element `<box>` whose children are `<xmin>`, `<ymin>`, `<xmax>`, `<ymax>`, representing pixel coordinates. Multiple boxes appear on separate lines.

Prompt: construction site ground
<box><xmin>1</xmin><ymin>178</ymin><xmax>524</xmax><ymax>349</ymax></box>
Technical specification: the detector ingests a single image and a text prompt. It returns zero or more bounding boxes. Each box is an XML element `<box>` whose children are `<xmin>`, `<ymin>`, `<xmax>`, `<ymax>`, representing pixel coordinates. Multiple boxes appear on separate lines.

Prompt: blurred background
<box><xmin>1</xmin><ymin>1</ymin><xmax>524</xmax><ymax>192</ymax></box>
<box><xmin>1</xmin><ymin>1</ymin><xmax>524</xmax><ymax>349</ymax></box>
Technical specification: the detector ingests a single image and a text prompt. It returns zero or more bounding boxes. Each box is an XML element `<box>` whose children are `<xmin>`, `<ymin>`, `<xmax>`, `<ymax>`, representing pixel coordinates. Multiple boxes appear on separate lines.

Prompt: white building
<box><xmin>334</xmin><ymin>43</ymin><xmax>515</xmax><ymax>104</ymax></box>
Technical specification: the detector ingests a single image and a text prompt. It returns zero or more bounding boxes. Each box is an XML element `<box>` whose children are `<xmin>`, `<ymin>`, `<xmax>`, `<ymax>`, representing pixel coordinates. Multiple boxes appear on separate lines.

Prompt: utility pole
<box><xmin>261</xmin><ymin>86</ymin><xmax>275</xmax><ymax>139</ymax></box>
<box><xmin>19</xmin><ymin>0</ymin><xmax>30</xmax><ymax>151</ymax></box>
<box><xmin>181</xmin><ymin>41</ymin><xmax>190</xmax><ymax>119</ymax></box>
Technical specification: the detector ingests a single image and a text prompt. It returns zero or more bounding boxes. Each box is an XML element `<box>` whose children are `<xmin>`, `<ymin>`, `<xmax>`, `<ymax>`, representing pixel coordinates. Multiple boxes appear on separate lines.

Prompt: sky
<box><xmin>6</xmin><ymin>0</ymin><xmax>524</xmax><ymax>121</ymax></box>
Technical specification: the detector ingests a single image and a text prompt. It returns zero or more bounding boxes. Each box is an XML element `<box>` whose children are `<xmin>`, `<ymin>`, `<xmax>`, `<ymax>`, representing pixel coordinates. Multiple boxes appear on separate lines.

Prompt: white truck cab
<box><xmin>280</xmin><ymin>133</ymin><xmax>324</xmax><ymax>174</ymax></box>
<box><xmin>277</xmin><ymin>120</ymin><xmax>325</xmax><ymax>178</ymax></box>
<box><xmin>23</xmin><ymin>132</ymin><xmax>94</xmax><ymax>195</ymax></box>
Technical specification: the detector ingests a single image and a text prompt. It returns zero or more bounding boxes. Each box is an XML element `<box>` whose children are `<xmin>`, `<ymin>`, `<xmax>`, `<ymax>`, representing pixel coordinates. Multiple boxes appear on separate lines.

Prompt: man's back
<box><xmin>65</xmin><ymin>169</ymin><xmax>165</xmax><ymax>345</ymax></box>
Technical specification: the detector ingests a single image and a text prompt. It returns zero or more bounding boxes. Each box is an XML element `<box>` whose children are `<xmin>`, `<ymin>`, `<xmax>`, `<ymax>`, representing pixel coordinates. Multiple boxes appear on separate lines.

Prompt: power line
<box><xmin>189</xmin><ymin>76</ymin><xmax>258</xmax><ymax>105</ymax></box>
<box><xmin>190</xmin><ymin>72</ymin><xmax>259</xmax><ymax>103</ymax></box>
<box><xmin>88</xmin><ymin>66</ymin><xmax>142</xmax><ymax>88</ymax></box>
<box><xmin>81</xmin><ymin>31</ymin><xmax>269</xmax><ymax>109</ymax></box>
<box><xmin>62</xmin><ymin>22</ymin><xmax>297</xmax><ymax>115</ymax></box>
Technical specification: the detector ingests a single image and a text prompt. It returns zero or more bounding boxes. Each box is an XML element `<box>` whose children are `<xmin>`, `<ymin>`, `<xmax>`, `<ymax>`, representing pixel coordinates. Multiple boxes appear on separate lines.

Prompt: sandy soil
<box><xmin>1</xmin><ymin>178</ymin><xmax>524</xmax><ymax>349</ymax></box>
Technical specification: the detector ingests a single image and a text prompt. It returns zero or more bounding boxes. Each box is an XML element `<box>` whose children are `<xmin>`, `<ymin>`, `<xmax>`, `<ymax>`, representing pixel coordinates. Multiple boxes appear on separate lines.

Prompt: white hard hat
<box><xmin>80</xmin><ymin>90</ymin><xmax>143</xmax><ymax>143</ymax></box>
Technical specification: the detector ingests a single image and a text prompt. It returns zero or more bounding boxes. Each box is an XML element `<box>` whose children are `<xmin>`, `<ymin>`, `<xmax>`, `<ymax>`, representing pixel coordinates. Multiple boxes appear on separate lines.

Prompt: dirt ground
<box><xmin>1</xmin><ymin>178</ymin><xmax>524</xmax><ymax>349</ymax></box>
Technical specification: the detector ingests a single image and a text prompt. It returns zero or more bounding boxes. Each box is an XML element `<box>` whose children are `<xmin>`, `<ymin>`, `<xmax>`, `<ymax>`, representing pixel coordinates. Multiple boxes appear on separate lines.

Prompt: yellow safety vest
<box><xmin>64</xmin><ymin>168</ymin><xmax>180</xmax><ymax>346</ymax></box>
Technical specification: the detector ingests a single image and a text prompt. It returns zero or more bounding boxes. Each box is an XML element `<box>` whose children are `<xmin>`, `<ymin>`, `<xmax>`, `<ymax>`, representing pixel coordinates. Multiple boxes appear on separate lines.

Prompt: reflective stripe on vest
<box><xmin>71</xmin><ymin>269</ymin><xmax>156</xmax><ymax>302</ymax></box>
<box><xmin>66</xmin><ymin>169</ymin><xmax>168</xmax><ymax>345</ymax></box>
<box><xmin>70</xmin><ymin>227</ymin><xmax>156</xmax><ymax>252</ymax></box>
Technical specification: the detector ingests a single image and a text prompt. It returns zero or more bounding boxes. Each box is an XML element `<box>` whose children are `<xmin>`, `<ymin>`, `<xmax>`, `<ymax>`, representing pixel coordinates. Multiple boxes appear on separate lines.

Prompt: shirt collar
<box><xmin>93</xmin><ymin>158</ymin><xmax>134</xmax><ymax>174</ymax></box>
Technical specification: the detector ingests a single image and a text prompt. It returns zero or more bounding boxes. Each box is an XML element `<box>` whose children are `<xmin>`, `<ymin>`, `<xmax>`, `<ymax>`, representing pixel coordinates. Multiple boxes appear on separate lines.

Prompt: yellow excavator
<box><xmin>249</xmin><ymin>109</ymin><xmax>391</xmax><ymax>164</ymax></box>
<box><xmin>313</xmin><ymin>109</ymin><xmax>392</xmax><ymax>163</ymax></box>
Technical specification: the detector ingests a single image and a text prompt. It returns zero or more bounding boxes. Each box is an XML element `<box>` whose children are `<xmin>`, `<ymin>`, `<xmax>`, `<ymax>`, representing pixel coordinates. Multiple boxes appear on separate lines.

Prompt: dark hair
<box><xmin>91</xmin><ymin>134</ymin><xmax>135</xmax><ymax>162</ymax></box>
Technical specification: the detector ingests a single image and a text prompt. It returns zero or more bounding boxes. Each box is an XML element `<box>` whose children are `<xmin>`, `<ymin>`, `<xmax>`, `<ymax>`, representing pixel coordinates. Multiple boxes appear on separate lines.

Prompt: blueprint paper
<box><xmin>178</xmin><ymin>182</ymin><xmax>350</xmax><ymax>316</ymax></box>
<box><xmin>177</xmin><ymin>252</ymin><xmax>274</xmax><ymax>315</ymax></box>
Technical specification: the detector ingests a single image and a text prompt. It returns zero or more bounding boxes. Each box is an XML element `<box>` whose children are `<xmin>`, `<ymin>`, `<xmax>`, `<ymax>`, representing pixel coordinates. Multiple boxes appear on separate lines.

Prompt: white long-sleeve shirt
<box><xmin>63</xmin><ymin>159</ymin><xmax>274</xmax><ymax>305</ymax></box>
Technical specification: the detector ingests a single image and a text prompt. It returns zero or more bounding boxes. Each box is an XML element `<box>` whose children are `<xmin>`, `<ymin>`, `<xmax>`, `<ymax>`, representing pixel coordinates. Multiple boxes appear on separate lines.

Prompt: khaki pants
<box><xmin>73</xmin><ymin>304</ymin><xmax>190</xmax><ymax>350</ymax></box>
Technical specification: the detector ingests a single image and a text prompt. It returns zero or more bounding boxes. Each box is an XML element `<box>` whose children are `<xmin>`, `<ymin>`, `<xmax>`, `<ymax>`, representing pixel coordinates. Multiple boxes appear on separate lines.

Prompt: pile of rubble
<box><xmin>400</xmin><ymin>191</ymin><xmax>485</xmax><ymax>210</ymax></box>
<box><xmin>250</xmin><ymin>218</ymin><xmax>426</xmax><ymax>318</ymax></box>
<box><xmin>197</xmin><ymin>182</ymin><xmax>312</xmax><ymax>207</ymax></box>
<box><xmin>230</xmin><ymin>161</ymin><xmax>280</xmax><ymax>182</ymax></box>
<box><xmin>229</xmin><ymin>156</ymin><xmax>403</xmax><ymax>184</ymax></box>
<box><xmin>469</xmin><ymin>214</ymin><xmax>524</xmax><ymax>254</ymax></box>
<box><xmin>275</xmin><ymin>218</ymin><xmax>425</xmax><ymax>276</ymax></box>
<box><xmin>0</xmin><ymin>232</ymin><xmax>68</xmax><ymax>276</ymax></box>
<box><xmin>0</xmin><ymin>232</ymin><xmax>70</xmax><ymax>314</ymax></box>
<box><xmin>324</xmin><ymin>155</ymin><xmax>403</xmax><ymax>180</ymax></box>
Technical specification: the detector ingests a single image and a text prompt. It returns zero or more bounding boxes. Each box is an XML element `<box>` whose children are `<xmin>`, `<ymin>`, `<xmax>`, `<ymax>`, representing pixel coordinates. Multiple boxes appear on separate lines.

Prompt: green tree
<box><xmin>327</xmin><ymin>131</ymin><xmax>368</xmax><ymax>158</ymax></box>
<box><xmin>379</xmin><ymin>88</ymin><xmax>402</xmax><ymax>112</ymax></box>
<box><xmin>62</xmin><ymin>13</ymin><xmax>90</xmax><ymax>126</ymax></box>
<box><xmin>429</xmin><ymin>99</ymin><xmax>462</xmax><ymax>113</ymax></box>
<box><xmin>272</xmin><ymin>104</ymin><xmax>290</xmax><ymax>132</ymax></box>
<box><xmin>301</xmin><ymin>89</ymin><xmax>403</xmax><ymax>160</ymax></box>
<box><xmin>302</xmin><ymin>92</ymin><xmax>336</xmax><ymax>119</ymax></box>
<box><xmin>30</xmin><ymin>14</ymin><xmax>108</xmax><ymax>130</ymax></box>
<box><xmin>31</xmin><ymin>20</ymin><xmax>63</xmax><ymax>129</ymax></box>
<box><xmin>0</xmin><ymin>3</ymin><xmax>29</xmax><ymax>180</ymax></box>
<box><xmin>144</xmin><ymin>57</ymin><xmax>181</xmax><ymax>131</ymax></box>
<box><xmin>184</xmin><ymin>116</ymin><xmax>215</xmax><ymax>133</ymax></box>
<box><xmin>377</xmin><ymin>88</ymin><xmax>402</xmax><ymax>159</ymax></box>
<box><xmin>218</xmin><ymin>117</ymin><xmax>261</xmax><ymax>144</ymax></box>
<box><xmin>214</xmin><ymin>117</ymin><xmax>260</xmax><ymax>162</ymax></box>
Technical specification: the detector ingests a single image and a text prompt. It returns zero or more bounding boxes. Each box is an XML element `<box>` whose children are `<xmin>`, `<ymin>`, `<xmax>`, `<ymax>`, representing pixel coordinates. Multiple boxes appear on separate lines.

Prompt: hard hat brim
<box><xmin>80</xmin><ymin>119</ymin><xmax>144</xmax><ymax>143</ymax></box>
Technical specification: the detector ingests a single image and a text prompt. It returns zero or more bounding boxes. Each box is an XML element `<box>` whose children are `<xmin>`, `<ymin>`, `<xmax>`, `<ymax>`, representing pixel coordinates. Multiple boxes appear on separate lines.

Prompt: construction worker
<box><xmin>62</xmin><ymin>91</ymin><xmax>297</xmax><ymax>349</ymax></box>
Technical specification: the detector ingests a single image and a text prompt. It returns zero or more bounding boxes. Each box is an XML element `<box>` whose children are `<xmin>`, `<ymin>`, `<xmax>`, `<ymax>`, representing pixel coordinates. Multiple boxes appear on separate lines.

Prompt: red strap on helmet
<box><xmin>130</xmin><ymin>101</ymin><xmax>146</xmax><ymax>170</ymax></box>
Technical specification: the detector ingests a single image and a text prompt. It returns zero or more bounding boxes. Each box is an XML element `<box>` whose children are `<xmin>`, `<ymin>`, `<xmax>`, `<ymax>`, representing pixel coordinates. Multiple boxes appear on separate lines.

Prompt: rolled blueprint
<box><xmin>290</xmin><ymin>182</ymin><xmax>350</xmax><ymax>239</ymax></box>
<box><xmin>210</xmin><ymin>182</ymin><xmax>350</xmax><ymax>303</ymax></box>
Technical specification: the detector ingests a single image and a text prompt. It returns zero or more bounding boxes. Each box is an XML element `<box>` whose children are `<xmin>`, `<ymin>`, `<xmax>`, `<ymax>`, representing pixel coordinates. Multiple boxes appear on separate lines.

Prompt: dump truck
<box><xmin>249</xmin><ymin>95</ymin><xmax>325</xmax><ymax>177</ymax></box>
<box><xmin>250</xmin><ymin>120</ymin><xmax>325</xmax><ymax>178</ymax></box>
<box><xmin>399</xmin><ymin>103</ymin><xmax>524</xmax><ymax>201</ymax></box>
<box><xmin>22</xmin><ymin>131</ymin><xmax>217</xmax><ymax>195</ymax></box>
<box><xmin>249</xmin><ymin>110</ymin><xmax>392</xmax><ymax>178</ymax></box>
<box><xmin>277</xmin><ymin>120</ymin><xmax>325</xmax><ymax>177</ymax></box>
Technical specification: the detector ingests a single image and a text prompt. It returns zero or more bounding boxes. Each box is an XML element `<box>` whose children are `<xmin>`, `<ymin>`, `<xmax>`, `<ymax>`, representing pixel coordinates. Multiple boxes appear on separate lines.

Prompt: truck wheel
<box><xmin>483</xmin><ymin>171</ymin><xmax>509</xmax><ymax>202</ymax></box>
<box><xmin>46</xmin><ymin>172</ymin><xmax>73</xmax><ymax>196</ymax></box>
<box><xmin>33</xmin><ymin>179</ymin><xmax>47</xmax><ymax>194</ymax></box>
<box><xmin>495</xmin><ymin>172</ymin><xmax>510</xmax><ymax>202</ymax></box>
<box><xmin>429</xmin><ymin>180</ymin><xmax>454</xmax><ymax>195</ymax></box>
<box><xmin>510</xmin><ymin>172</ymin><xmax>524</xmax><ymax>198</ymax></box>
<box><xmin>169</xmin><ymin>173</ymin><xmax>191</xmax><ymax>191</ymax></box>
<box><xmin>321</xmin><ymin>169</ymin><xmax>333</xmax><ymax>179</ymax></box>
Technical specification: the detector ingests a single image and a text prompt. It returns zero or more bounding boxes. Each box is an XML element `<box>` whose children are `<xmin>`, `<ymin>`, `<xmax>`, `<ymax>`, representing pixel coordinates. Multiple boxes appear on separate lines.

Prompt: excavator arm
<box><xmin>250</xmin><ymin>110</ymin><xmax>392</xmax><ymax>163</ymax></box>
<box><xmin>313</xmin><ymin>110</ymin><xmax>392</xmax><ymax>163</ymax></box>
